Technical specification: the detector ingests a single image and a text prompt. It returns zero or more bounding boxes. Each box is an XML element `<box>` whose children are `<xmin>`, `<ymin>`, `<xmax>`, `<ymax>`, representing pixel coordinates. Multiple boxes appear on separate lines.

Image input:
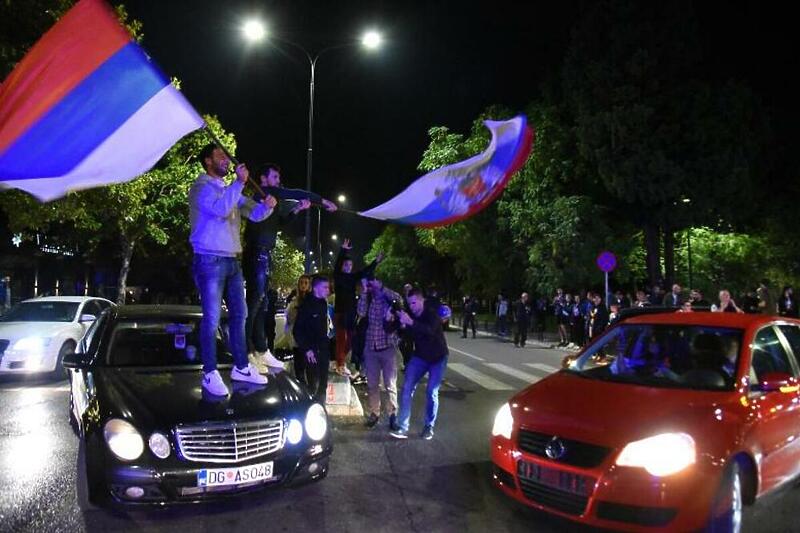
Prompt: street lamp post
<box><xmin>242</xmin><ymin>21</ymin><xmax>382</xmax><ymax>273</ymax></box>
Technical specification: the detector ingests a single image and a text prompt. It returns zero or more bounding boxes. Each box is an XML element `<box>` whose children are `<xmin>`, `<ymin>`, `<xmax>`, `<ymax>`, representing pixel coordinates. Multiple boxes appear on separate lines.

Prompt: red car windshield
<box><xmin>569</xmin><ymin>324</ymin><xmax>742</xmax><ymax>391</ymax></box>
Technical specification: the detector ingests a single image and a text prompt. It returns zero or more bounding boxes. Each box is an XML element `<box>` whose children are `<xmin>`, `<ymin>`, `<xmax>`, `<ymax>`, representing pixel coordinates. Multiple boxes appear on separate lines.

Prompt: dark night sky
<box><xmin>122</xmin><ymin>0</ymin><xmax>796</xmax><ymax>262</ymax></box>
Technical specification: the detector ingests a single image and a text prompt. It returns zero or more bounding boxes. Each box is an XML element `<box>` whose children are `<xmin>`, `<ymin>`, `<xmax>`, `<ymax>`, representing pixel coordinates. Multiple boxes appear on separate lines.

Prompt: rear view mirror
<box><xmin>756</xmin><ymin>372</ymin><xmax>797</xmax><ymax>393</ymax></box>
<box><xmin>62</xmin><ymin>351</ymin><xmax>82</xmax><ymax>369</ymax></box>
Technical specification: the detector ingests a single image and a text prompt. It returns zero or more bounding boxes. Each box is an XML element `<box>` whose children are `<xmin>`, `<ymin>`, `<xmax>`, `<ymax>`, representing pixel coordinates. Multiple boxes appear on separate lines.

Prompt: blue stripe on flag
<box><xmin>0</xmin><ymin>42</ymin><xmax>169</xmax><ymax>180</ymax></box>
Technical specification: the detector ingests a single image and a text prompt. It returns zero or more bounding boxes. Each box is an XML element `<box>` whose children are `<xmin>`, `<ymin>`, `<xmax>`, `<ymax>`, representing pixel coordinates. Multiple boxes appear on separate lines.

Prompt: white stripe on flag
<box><xmin>447</xmin><ymin>363</ymin><xmax>514</xmax><ymax>390</ymax></box>
<box><xmin>525</xmin><ymin>363</ymin><xmax>561</xmax><ymax>374</ymax></box>
<box><xmin>484</xmin><ymin>363</ymin><xmax>541</xmax><ymax>384</ymax></box>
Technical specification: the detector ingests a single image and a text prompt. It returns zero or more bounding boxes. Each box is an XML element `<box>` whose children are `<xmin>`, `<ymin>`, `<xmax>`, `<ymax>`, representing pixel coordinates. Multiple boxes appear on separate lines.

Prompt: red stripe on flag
<box><xmin>0</xmin><ymin>0</ymin><xmax>130</xmax><ymax>153</ymax></box>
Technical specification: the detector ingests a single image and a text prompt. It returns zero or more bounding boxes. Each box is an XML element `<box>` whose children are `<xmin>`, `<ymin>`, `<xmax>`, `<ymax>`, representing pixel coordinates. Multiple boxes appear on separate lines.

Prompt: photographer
<box><xmin>357</xmin><ymin>274</ymin><xmax>402</xmax><ymax>430</ymax></box>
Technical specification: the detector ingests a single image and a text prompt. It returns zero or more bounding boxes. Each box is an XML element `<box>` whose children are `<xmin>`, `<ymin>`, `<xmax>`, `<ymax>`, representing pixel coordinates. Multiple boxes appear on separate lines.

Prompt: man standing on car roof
<box><xmin>243</xmin><ymin>163</ymin><xmax>337</xmax><ymax>373</ymax></box>
<box><xmin>189</xmin><ymin>144</ymin><xmax>275</xmax><ymax>397</ymax></box>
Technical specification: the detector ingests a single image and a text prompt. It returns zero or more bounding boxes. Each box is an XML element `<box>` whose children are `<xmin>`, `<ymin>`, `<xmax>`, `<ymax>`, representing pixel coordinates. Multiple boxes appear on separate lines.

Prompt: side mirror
<box><xmin>62</xmin><ymin>350</ymin><xmax>83</xmax><ymax>369</ymax></box>
<box><xmin>79</xmin><ymin>314</ymin><xmax>96</xmax><ymax>323</ymax></box>
<box><xmin>756</xmin><ymin>372</ymin><xmax>797</xmax><ymax>393</ymax></box>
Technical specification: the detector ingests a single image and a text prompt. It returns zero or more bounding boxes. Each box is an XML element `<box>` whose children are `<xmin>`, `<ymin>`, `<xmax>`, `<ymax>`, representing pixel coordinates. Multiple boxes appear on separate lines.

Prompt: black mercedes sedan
<box><xmin>64</xmin><ymin>305</ymin><xmax>332</xmax><ymax>508</ymax></box>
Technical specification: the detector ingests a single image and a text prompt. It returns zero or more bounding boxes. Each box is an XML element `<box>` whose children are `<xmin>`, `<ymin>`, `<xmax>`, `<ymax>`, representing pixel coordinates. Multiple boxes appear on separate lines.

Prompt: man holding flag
<box><xmin>190</xmin><ymin>144</ymin><xmax>277</xmax><ymax>396</ymax></box>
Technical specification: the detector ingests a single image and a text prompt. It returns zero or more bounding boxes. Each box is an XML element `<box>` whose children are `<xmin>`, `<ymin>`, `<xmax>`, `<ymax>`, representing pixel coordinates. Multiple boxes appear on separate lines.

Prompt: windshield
<box><xmin>106</xmin><ymin>318</ymin><xmax>233</xmax><ymax>366</ymax></box>
<box><xmin>569</xmin><ymin>323</ymin><xmax>742</xmax><ymax>391</ymax></box>
<box><xmin>2</xmin><ymin>301</ymin><xmax>80</xmax><ymax>322</ymax></box>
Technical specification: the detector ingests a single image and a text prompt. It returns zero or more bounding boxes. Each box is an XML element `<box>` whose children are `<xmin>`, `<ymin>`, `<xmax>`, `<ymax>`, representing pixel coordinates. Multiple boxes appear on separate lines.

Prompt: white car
<box><xmin>0</xmin><ymin>296</ymin><xmax>114</xmax><ymax>377</ymax></box>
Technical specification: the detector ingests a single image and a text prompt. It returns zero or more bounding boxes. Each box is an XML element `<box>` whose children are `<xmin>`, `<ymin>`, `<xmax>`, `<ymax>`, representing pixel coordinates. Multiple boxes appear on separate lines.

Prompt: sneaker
<box><xmin>389</xmin><ymin>429</ymin><xmax>408</xmax><ymax>439</ymax></box>
<box><xmin>389</xmin><ymin>413</ymin><xmax>399</xmax><ymax>431</ymax></box>
<box><xmin>202</xmin><ymin>370</ymin><xmax>229</xmax><ymax>396</ymax></box>
<box><xmin>421</xmin><ymin>426</ymin><xmax>434</xmax><ymax>440</ymax></box>
<box><xmin>259</xmin><ymin>350</ymin><xmax>285</xmax><ymax>370</ymax></box>
<box><xmin>231</xmin><ymin>363</ymin><xmax>268</xmax><ymax>385</ymax></box>
<box><xmin>353</xmin><ymin>375</ymin><xmax>368</xmax><ymax>386</ymax></box>
<box><xmin>248</xmin><ymin>352</ymin><xmax>268</xmax><ymax>374</ymax></box>
<box><xmin>349</xmin><ymin>370</ymin><xmax>361</xmax><ymax>380</ymax></box>
<box><xmin>365</xmin><ymin>413</ymin><xmax>380</xmax><ymax>428</ymax></box>
<box><xmin>336</xmin><ymin>365</ymin><xmax>352</xmax><ymax>377</ymax></box>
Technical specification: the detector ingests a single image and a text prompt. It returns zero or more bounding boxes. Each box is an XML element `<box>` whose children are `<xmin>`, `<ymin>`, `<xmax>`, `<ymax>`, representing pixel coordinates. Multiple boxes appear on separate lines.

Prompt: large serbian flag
<box><xmin>359</xmin><ymin>115</ymin><xmax>533</xmax><ymax>227</ymax></box>
<box><xmin>0</xmin><ymin>0</ymin><xmax>204</xmax><ymax>201</ymax></box>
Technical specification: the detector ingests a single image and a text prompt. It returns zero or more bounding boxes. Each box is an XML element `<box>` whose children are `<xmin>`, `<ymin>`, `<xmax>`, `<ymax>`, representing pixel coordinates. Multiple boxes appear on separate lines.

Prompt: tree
<box><xmin>270</xmin><ymin>235</ymin><xmax>305</xmax><ymax>292</ymax></box>
<box><xmin>562</xmin><ymin>0</ymin><xmax>769</xmax><ymax>286</ymax></box>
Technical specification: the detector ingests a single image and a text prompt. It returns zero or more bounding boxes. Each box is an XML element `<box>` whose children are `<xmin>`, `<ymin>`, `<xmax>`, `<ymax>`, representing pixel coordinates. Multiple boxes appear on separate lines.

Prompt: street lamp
<box><xmin>337</xmin><ymin>194</ymin><xmax>346</xmax><ymax>203</ymax></box>
<box><xmin>331</xmin><ymin>234</ymin><xmax>338</xmax><ymax>241</ymax></box>
<box><xmin>242</xmin><ymin>19</ymin><xmax>267</xmax><ymax>42</ymax></box>
<box><xmin>241</xmin><ymin>21</ymin><xmax>383</xmax><ymax>273</ymax></box>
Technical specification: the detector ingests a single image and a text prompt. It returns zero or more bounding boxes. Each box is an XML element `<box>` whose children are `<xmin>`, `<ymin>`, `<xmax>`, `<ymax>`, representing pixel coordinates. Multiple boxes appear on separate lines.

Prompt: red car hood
<box><xmin>511</xmin><ymin>371</ymin><xmax>734</xmax><ymax>451</ymax></box>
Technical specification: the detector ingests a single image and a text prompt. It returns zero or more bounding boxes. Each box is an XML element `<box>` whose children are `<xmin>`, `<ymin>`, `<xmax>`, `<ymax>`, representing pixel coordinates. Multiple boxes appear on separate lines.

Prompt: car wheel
<box><xmin>709</xmin><ymin>461</ymin><xmax>743</xmax><ymax>533</ymax></box>
<box><xmin>76</xmin><ymin>439</ymin><xmax>103</xmax><ymax>511</ymax></box>
<box><xmin>50</xmin><ymin>341</ymin><xmax>75</xmax><ymax>381</ymax></box>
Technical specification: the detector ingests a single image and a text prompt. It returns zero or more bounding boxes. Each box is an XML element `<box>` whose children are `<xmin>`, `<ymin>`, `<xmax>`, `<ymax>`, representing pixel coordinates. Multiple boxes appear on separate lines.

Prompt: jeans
<box><xmin>192</xmin><ymin>254</ymin><xmax>248</xmax><ymax>373</ymax></box>
<box><xmin>244</xmin><ymin>251</ymin><xmax>270</xmax><ymax>353</ymax></box>
<box><xmin>304</xmin><ymin>349</ymin><xmax>330</xmax><ymax>405</ymax></box>
<box><xmin>397</xmin><ymin>355</ymin><xmax>448</xmax><ymax>432</ymax></box>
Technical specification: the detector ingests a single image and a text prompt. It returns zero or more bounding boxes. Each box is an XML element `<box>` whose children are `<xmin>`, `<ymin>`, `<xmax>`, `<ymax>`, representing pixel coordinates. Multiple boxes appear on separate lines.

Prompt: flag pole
<box><xmin>203</xmin><ymin>127</ymin><xmax>267</xmax><ymax>197</ymax></box>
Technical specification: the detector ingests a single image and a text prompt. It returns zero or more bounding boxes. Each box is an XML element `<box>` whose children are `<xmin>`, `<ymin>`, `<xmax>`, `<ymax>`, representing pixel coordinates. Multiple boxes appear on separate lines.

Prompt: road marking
<box><xmin>525</xmin><ymin>363</ymin><xmax>561</xmax><ymax>374</ymax></box>
<box><xmin>0</xmin><ymin>385</ymin><xmax>69</xmax><ymax>392</ymax></box>
<box><xmin>484</xmin><ymin>363</ymin><xmax>541</xmax><ymax>384</ymax></box>
<box><xmin>447</xmin><ymin>363</ymin><xmax>514</xmax><ymax>390</ymax></box>
<box><xmin>447</xmin><ymin>346</ymin><xmax>485</xmax><ymax>361</ymax></box>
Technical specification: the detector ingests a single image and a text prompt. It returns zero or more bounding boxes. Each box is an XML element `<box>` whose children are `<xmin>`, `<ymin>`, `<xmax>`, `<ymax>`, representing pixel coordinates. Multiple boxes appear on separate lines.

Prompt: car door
<box><xmin>748</xmin><ymin>324</ymin><xmax>800</xmax><ymax>491</ymax></box>
<box><xmin>69</xmin><ymin>313</ymin><xmax>106</xmax><ymax>433</ymax></box>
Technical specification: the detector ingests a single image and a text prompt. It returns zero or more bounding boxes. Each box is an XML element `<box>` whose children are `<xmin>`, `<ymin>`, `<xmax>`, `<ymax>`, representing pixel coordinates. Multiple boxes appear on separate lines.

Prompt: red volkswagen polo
<box><xmin>491</xmin><ymin>312</ymin><xmax>800</xmax><ymax>532</ymax></box>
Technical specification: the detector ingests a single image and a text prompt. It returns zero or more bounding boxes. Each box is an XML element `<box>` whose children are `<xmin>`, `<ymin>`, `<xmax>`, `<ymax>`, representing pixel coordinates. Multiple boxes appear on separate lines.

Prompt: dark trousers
<box><xmin>514</xmin><ymin>321</ymin><xmax>529</xmax><ymax>347</ymax></box>
<box><xmin>265</xmin><ymin>314</ymin><xmax>276</xmax><ymax>352</ymax></box>
<box><xmin>304</xmin><ymin>349</ymin><xmax>330</xmax><ymax>404</ymax></box>
<box><xmin>495</xmin><ymin>315</ymin><xmax>508</xmax><ymax>335</ymax></box>
<box><xmin>462</xmin><ymin>313</ymin><xmax>476</xmax><ymax>337</ymax></box>
<box><xmin>244</xmin><ymin>251</ymin><xmax>270</xmax><ymax>353</ymax></box>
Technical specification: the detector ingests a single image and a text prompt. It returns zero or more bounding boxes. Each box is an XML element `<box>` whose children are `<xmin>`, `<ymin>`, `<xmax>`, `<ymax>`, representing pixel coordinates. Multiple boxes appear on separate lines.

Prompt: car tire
<box><xmin>50</xmin><ymin>341</ymin><xmax>75</xmax><ymax>381</ymax></box>
<box><xmin>76</xmin><ymin>439</ymin><xmax>102</xmax><ymax>511</ymax></box>
<box><xmin>708</xmin><ymin>460</ymin><xmax>743</xmax><ymax>533</ymax></box>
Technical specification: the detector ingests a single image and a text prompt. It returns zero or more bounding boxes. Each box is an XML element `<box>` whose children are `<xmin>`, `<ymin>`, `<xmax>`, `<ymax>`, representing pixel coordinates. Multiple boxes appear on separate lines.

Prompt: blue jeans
<box><xmin>397</xmin><ymin>355</ymin><xmax>448</xmax><ymax>432</ymax></box>
<box><xmin>192</xmin><ymin>254</ymin><xmax>248</xmax><ymax>373</ymax></box>
<box><xmin>244</xmin><ymin>251</ymin><xmax>270</xmax><ymax>353</ymax></box>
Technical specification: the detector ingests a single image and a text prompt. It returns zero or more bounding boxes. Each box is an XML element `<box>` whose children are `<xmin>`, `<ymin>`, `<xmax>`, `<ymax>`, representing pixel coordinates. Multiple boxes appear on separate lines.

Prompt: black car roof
<box><xmin>114</xmin><ymin>304</ymin><xmax>207</xmax><ymax>320</ymax></box>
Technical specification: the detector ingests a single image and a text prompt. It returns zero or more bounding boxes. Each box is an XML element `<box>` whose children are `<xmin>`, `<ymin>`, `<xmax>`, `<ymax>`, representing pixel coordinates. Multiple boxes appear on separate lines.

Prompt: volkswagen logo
<box><xmin>545</xmin><ymin>436</ymin><xmax>567</xmax><ymax>460</ymax></box>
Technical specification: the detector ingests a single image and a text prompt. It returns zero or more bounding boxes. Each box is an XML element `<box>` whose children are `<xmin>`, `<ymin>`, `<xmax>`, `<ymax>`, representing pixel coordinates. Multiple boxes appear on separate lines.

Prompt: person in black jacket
<box><xmin>513</xmin><ymin>293</ymin><xmax>532</xmax><ymax>348</ymax></box>
<box><xmin>588</xmin><ymin>294</ymin><xmax>609</xmax><ymax>339</ymax></box>
<box><xmin>333</xmin><ymin>238</ymin><xmax>383</xmax><ymax>376</ymax></box>
<box><xmin>389</xmin><ymin>288</ymin><xmax>449</xmax><ymax>440</ymax></box>
<box><xmin>461</xmin><ymin>295</ymin><xmax>478</xmax><ymax>338</ymax></box>
<box><xmin>778</xmin><ymin>286</ymin><xmax>799</xmax><ymax>318</ymax></box>
<box><xmin>292</xmin><ymin>275</ymin><xmax>333</xmax><ymax>404</ymax></box>
<box><xmin>243</xmin><ymin>164</ymin><xmax>336</xmax><ymax>370</ymax></box>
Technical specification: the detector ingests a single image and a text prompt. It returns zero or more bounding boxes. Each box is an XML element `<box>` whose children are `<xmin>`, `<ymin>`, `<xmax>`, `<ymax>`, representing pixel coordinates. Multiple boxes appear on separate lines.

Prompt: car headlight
<box><xmin>12</xmin><ymin>336</ymin><xmax>51</xmax><ymax>352</ymax></box>
<box><xmin>103</xmin><ymin>419</ymin><xmax>144</xmax><ymax>461</ymax></box>
<box><xmin>148</xmin><ymin>432</ymin><xmax>171</xmax><ymax>459</ymax></box>
<box><xmin>616</xmin><ymin>432</ymin><xmax>696</xmax><ymax>476</ymax></box>
<box><xmin>286</xmin><ymin>419</ymin><xmax>303</xmax><ymax>444</ymax></box>
<box><xmin>492</xmin><ymin>403</ymin><xmax>514</xmax><ymax>440</ymax></box>
<box><xmin>304</xmin><ymin>403</ymin><xmax>328</xmax><ymax>441</ymax></box>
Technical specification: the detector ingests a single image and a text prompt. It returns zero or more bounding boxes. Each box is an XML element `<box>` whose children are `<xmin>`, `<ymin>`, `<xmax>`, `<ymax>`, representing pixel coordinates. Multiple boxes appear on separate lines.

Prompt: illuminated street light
<box><xmin>337</xmin><ymin>194</ymin><xmax>346</xmax><ymax>203</ymax></box>
<box><xmin>362</xmin><ymin>30</ymin><xmax>382</xmax><ymax>50</ymax></box>
<box><xmin>331</xmin><ymin>234</ymin><xmax>338</xmax><ymax>241</ymax></box>
<box><xmin>242</xmin><ymin>19</ymin><xmax>266</xmax><ymax>42</ymax></box>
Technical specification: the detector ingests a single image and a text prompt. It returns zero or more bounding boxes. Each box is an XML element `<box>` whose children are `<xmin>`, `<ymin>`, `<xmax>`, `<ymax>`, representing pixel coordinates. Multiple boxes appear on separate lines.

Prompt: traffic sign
<box><xmin>596</xmin><ymin>251</ymin><xmax>617</xmax><ymax>273</ymax></box>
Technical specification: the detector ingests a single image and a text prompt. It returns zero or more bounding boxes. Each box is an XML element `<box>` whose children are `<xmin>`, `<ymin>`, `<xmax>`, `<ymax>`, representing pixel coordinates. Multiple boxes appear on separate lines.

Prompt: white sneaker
<box><xmin>231</xmin><ymin>363</ymin><xmax>268</xmax><ymax>385</ymax></box>
<box><xmin>336</xmin><ymin>365</ymin><xmax>352</xmax><ymax>377</ymax></box>
<box><xmin>248</xmin><ymin>353</ymin><xmax>268</xmax><ymax>374</ymax></box>
<box><xmin>202</xmin><ymin>370</ymin><xmax>229</xmax><ymax>396</ymax></box>
<box><xmin>259</xmin><ymin>350</ymin><xmax>285</xmax><ymax>370</ymax></box>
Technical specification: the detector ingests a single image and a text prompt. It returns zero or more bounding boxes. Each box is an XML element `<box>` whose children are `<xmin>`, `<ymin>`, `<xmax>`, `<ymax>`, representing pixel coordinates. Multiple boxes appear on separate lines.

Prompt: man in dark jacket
<box><xmin>244</xmin><ymin>163</ymin><xmax>336</xmax><ymax>371</ymax></box>
<box><xmin>390</xmin><ymin>288</ymin><xmax>449</xmax><ymax>440</ymax></box>
<box><xmin>513</xmin><ymin>292</ymin><xmax>532</xmax><ymax>348</ymax></box>
<box><xmin>332</xmin><ymin>239</ymin><xmax>383</xmax><ymax>377</ymax></box>
<box><xmin>293</xmin><ymin>275</ymin><xmax>333</xmax><ymax>404</ymax></box>
<box><xmin>461</xmin><ymin>295</ymin><xmax>478</xmax><ymax>338</ymax></box>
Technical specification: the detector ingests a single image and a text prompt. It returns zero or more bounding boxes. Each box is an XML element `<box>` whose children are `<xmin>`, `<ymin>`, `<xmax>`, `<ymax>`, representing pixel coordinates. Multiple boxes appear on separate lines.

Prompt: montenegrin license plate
<box><xmin>197</xmin><ymin>461</ymin><xmax>274</xmax><ymax>487</ymax></box>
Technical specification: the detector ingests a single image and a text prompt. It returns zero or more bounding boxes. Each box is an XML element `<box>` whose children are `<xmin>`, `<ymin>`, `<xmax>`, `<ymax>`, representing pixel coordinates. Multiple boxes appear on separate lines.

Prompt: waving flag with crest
<box><xmin>359</xmin><ymin>115</ymin><xmax>533</xmax><ymax>227</ymax></box>
<box><xmin>0</xmin><ymin>0</ymin><xmax>204</xmax><ymax>201</ymax></box>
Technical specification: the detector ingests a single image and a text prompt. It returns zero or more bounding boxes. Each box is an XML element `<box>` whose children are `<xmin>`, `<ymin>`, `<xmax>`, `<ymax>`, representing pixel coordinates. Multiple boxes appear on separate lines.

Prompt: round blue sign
<box><xmin>596</xmin><ymin>251</ymin><xmax>617</xmax><ymax>273</ymax></box>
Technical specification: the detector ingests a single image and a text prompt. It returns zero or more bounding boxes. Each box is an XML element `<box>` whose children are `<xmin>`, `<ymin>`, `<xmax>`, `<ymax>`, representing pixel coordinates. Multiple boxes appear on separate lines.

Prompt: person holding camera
<box><xmin>357</xmin><ymin>274</ymin><xmax>403</xmax><ymax>429</ymax></box>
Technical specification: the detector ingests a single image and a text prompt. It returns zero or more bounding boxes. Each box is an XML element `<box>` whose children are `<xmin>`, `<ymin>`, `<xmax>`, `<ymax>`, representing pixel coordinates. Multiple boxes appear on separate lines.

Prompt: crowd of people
<box><xmin>187</xmin><ymin>145</ymin><xmax>447</xmax><ymax>440</ymax></box>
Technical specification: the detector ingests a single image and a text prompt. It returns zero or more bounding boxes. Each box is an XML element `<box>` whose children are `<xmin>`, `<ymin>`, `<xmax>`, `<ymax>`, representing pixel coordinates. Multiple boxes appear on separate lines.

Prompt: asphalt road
<box><xmin>1</xmin><ymin>330</ymin><xmax>799</xmax><ymax>532</ymax></box>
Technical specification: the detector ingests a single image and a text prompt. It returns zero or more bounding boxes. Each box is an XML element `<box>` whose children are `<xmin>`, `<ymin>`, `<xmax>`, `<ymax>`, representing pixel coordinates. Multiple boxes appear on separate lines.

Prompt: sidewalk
<box><xmin>450</xmin><ymin>318</ymin><xmax>581</xmax><ymax>352</ymax></box>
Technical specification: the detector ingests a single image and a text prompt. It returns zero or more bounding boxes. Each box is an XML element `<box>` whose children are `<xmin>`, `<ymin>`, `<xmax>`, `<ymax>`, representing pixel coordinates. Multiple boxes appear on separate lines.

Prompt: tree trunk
<box><xmin>663</xmin><ymin>227</ymin><xmax>675</xmax><ymax>288</ymax></box>
<box><xmin>643</xmin><ymin>223</ymin><xmax>662</xmax><ymax>287</ymax></box>
<box><xmin>116</xmin><ymin>237</ymin><xmax>136</xmax><ymax>305</ymax></box>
